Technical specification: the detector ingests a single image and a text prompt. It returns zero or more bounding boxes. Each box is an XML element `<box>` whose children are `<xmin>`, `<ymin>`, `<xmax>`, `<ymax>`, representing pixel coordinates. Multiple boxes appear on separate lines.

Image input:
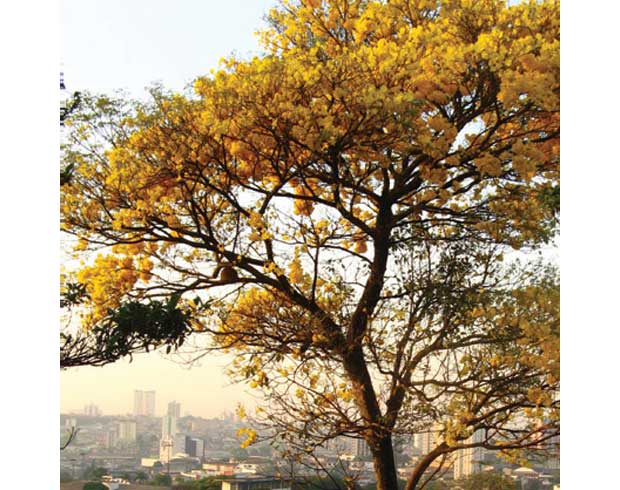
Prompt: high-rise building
<box><xmin>118</xmin><ymin>420</ymin><xmax>137</xmax><ymax>442</ymax></box>
<box><xmin>160</xmin><ymin>412</ymin><xmax>182</xmax><ymax>462</ymax></box>
<box><xmin>162</xmin><ymin>414</ymin><xmax>177</xmax><ymax>439</ymax></box>
<box><xmin>185</xmin><ymin>436</ymin><xmax>205</xmax><ymax>459</ymax></box>
<box><xmin>160</xmin><ymin>434</ymin><xmax>186</xmax><ymax>462</ymax></box>
<box><xmin>453</xmin><ymin>429</ymin><xmax>485</xmax><ymax>480</ymax></box>
<box><xmin>133</xmin><ymin>391</ymin><xmax>143</xmax><ymax>416</ymax></box>
<box><xmin>326</xmin><ymin>435</ymin><xmax>352</xmax><ymax>454</ymax></box>
<box><xmin>84</xmin><ymin>403</ymin><xmax>101</xmax><ymax>417</ymax></box>
<box><xmin>101</xmin><ymin>429</ymin><xmax>117</xmax><ymax>449</ymax></box>
<box><xmin>415</xmin><ymin>431</ymin><xmax>434</xmax><ymax>455</ymax></box>
<box><xmin>144</xmin><ymin>390</ymin><xmax>156</xmax><ymax>416</ymax></box>
<box><xmin>134</xmin><ymin>390</ymin><xmax>156</xmax><ymax>416</ymax></box>
<box><xmin>168</xmin><ymin>400</ymin><xmax>181</xmax><ymax>418</ymax></box>
<box><xmin>415</xmin><ymin>423</ymin><xmax>444</xmax><ymax>456</ymax></box>
<box><xmin>354</xmin><ymin>438</ymin><xmax>371</xmax><ymax>458</ymax></box>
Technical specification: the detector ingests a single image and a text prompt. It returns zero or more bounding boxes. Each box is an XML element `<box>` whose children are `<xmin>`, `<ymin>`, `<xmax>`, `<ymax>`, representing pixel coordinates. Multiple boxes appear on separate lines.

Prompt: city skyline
<box><xmin>61</xmin><ymin>351</ymin><xmax>255</xmax><ymax>418</ymax></box>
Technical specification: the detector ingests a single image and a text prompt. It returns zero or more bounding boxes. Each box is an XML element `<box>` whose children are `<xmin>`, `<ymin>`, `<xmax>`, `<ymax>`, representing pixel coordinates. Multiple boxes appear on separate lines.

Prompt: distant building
<box><xmin>354</xmin><ymin>438</ymin><xmax>371</xmax><ymax>458</ymax></box>
<box><xmin>162</xmin><ymin>414</ymin><xmax>177</xmax><ymax>439</ymax></box>
<box><xmin>202</xmin><ymin>461</ymin><xmax>236</xmax><ymax>476</ymax></box>
<box><xmin>543</xmin><ymin>433</ymin><xmax>560</xmax><ymax>470</ymax></box>
<box><xmin>134</xmin><ymin>390</ymin><xmax>156</xmax><ymax>416</ymax></box>
<box><xmin>145</xmin><ymin>390</ymin><xmax>156</xmax><ymax>415</ymax></box>
<box><xmin>415</xmin><ymin>423</ymin><xmax>443</xmax><ymax>455</ymax></box>
<box><xmin>453</xmin><ymin>429</ymin><xmax>485</xmax><ymax>480</ymax></box>
<box><xmin>118</xmin><ymin>420</ymin><xmax>137</xmax><ymax>442</ymax></box>
<box><xmin>160</xmin><ymin>412</ymin><xmax>183</xmax><ymax>462</ymax></box>
<box><xmin>107</xmin><ymin>429</ymin><xmax>118</xmax><ymax>448</ymax></box>
<box><xmin>159</xmin><ymin>434</ymin><xmax>191</xmax><ymax>463</ymax></box>
<box><xmin>185</xmin><ymin>436</ymin><xmax>205</xmax><ymax>459</ymax></box>
<box><xmin>167</xmin><ymin>455</ymin><xmax>202</xmax><ymax>473</ymax></box>
<box><xmin>326</xmin><ymin>435</ymin><xmax>353</xmax><ymax>454</ymax></box>
<box><xmin>168</xmin><ymin>400</ymin><xmax>181</xmax><ymax>418</ymax></box>
<box><xmin>133</xmin><ymin>391</ymin><xmax>143</xmax><ymax>416</ymax></box>
<box><xmin>234</xmin><ymin>462</ymin><xmax>261</xmax><ymax>474</ymax></box>
<box><xmin>84</xmin><ymin>403</ymin><xmax>101</xmax><ymax>416</ymax></box>
<box><xmin>140</xmin><ymin>457</ymin><xmax>160</xmax><ymax>468</ymax></box>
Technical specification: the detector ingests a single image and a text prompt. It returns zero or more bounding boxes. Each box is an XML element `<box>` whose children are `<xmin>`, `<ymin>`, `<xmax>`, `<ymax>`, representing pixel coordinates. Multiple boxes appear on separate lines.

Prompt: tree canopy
<box><xmin>60</xmin><ymin>1</ymin><xmax>559</xmax><ymax>490</ymax></box>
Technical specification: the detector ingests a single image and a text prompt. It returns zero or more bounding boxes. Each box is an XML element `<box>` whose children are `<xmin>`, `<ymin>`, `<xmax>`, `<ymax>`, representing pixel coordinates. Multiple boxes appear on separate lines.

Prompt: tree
<box><xmin>135</xmin><ymin>471</ymin><xmax>149</xmax><ymax>482</ymax></box>
<box><xmin>83</xmin><ymin>483</ymin><xmax>107</xmax><ymax>490</ymax></box>
<box><xmin>448</xmin><ymin>472</ymin><xmax>517</xmax><ymax>490</ymax></box>
<box><xmin>60</xmin><ymin>71</ymin><xmax>81</xmax><ymax>185</ymax></box>
<box><xmin>61</xmin><ymin>2</ymin><xmax>559</xmax><ymax>490</ymax></box>
<box><xmin>60</xmin><ymin>84</ymin><xmax>193</xmax><ymax>369</ymax></box>
<box><xmin>151</xmin><ymin>473</ymin><xmax>172</xmax><ymax>486</ymax></box>
<box><xmin>60</xmin><ymin>286</ymin><xmax>194</xmax><ymax>369</ymax></box>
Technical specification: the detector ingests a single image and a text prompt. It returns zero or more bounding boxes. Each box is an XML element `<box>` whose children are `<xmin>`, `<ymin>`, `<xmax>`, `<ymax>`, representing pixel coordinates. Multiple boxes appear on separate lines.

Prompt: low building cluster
<box><xmin>61</xmin><ymin>397</ymin><xmax>559</xmax><ymax>489</ymax></box>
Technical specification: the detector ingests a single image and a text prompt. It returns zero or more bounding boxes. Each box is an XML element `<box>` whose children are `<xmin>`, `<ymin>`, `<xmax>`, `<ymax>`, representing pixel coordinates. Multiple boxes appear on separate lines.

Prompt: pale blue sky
<box><xmin>62</xmin><ymin>0</ymin><xmax>276</xmax><ymax>96</ymax></box>
<box><xmin>61</xmin><ymin>0</ymin><xmax>277</xmax><ymax>418</ymax></box>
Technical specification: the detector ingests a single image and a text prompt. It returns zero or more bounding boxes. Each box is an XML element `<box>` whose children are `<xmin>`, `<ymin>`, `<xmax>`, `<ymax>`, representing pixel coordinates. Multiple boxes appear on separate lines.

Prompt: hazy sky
<box><xmin>62</xmin><ymin>0</ymin><xmax>277</xmax><ymax>97</ymax></box>
<box><xmin>60</xmin><ymin>0</ymin><xmax>278</xmax><ymax>418</ymax></box>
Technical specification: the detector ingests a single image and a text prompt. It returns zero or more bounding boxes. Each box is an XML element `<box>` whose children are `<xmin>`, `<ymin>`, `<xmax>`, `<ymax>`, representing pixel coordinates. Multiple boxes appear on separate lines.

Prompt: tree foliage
<box><xmin>60</xmin><ymin>87</ymin><xmax>81</xmax><ymax>185</ymax></box>
<box><xmin>83</xmin><ymin>483</ymin><xmax>107</xmax><ymax>490</ymax></box>
<box><xmin>151</xmin><ymin>473</ymin><xmax>172</xmax><ymax>486</ymax></box>
<box><xmin>60</xmin><ymin>288</ymin><xmax>194</xmax><ymax>368</ymax></box>
<box><xmin>456</xmin><ymin>472</ymin><xmax>517</xmax><ymax>490</ymax></box>
<box><xmin>61</xmin><ymin>1</ymin><xmax>559</xmax><ymax>490</ymax></box>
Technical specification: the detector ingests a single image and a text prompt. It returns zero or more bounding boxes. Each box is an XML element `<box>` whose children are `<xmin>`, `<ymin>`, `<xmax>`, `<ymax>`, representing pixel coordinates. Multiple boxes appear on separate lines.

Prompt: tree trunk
<box><xmin>372</xmin><ymin>435</ymin><xmax>400</xmax><ymax>490</ymax></box>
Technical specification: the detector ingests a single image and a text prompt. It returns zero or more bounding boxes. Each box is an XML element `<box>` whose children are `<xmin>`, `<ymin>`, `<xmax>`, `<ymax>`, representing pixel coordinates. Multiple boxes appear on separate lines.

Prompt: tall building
<box><xmin>415</xmin><ymin>431</ymin><xmax>434</xmax><ymax>455</ymax></box>
<box><xmin>162</xmin><ymin>414</ymin><xmax>177</xmax><ymax>440</ymax></box>
<box><xmin>160</xmin><ymin>434</ymin><xmax>186</xmax><ymax>462</ymax></box>
<box><xmin>118</xmin><ymin>420</ymin><xmax>137</xmax><ymax>442</ymax></box>
<box><xmin>326</xmin><ymin>435</ymin><xmax>353</xmax><ymax>454</ymax></box>
<box><xmin>185</xmin><ymin>436</ymin><xmax>205</xmax><ymax>459</ymax></box>
<box><xmin>415</xmin><ymin>423</ymin><xmax>444</xmax><ymax>456</ymax></box>
<box><xmin>453</xmin><ymin>429</ymin><xmax>485</xmax><ymax>480</ymax></box>
<box><xmin>84</xmin><ymin>403</ymin><xmax>101</xmax><ymax>417</ymax></box>
<box><xmin>133</xmin><ymin>391</ymin><xmax>143</xmax><ymax>416</ymax></box>
<box><xmin>160</xmin><ymin>412</ymin><xmax>180</xmax><ymax>462</ymax></box>
<box><xmin>144</xmin><ymin>390</ymin><xmax>156</xmax><ymax>416</ymax></box>
<box><xmin>134</xmin><ymin>390</ymin><xmax>156</xmax><ymax>416</ymax></box>
<box><xmin>104</xmin><ymin>429</ymin><xmax>118</xmax><ymax>449</ymax></box>
<box><xmin>354</xmin><ymin>438</ymin><xmax>371</xmax><ymax>458</ymax></box>
<box><xmin>168</xmin><ymin>400</ymin><xmax>181</xmax><ymax>418</ymax></box>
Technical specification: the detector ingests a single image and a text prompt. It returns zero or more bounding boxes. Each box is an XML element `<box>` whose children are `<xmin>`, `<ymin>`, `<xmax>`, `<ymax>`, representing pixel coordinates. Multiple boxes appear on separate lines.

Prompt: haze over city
<box><xmin>61</xmin><ymin>352</ymin><xmax>254</xmax><ymax>418</ymax></box>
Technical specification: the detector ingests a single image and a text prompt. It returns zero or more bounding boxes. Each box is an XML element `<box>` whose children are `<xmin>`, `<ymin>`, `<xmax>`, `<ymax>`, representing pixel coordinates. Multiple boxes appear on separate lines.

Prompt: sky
<box><xmin>60</xmin><ymin>0</ymin><xmax>278</xmax><ymax>419</ymax></box>
<box><xmin>62</xmin><ymin>0</ymin><xmax>277</xmax><ymax>97</ymax></box>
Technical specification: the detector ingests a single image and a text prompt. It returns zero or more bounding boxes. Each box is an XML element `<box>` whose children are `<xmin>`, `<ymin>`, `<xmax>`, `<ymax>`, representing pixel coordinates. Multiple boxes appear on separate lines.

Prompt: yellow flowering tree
<box><xmin>61</xmin><ymin>1</ymin><xmax>559</xmax><ymax>489</ymax></box>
